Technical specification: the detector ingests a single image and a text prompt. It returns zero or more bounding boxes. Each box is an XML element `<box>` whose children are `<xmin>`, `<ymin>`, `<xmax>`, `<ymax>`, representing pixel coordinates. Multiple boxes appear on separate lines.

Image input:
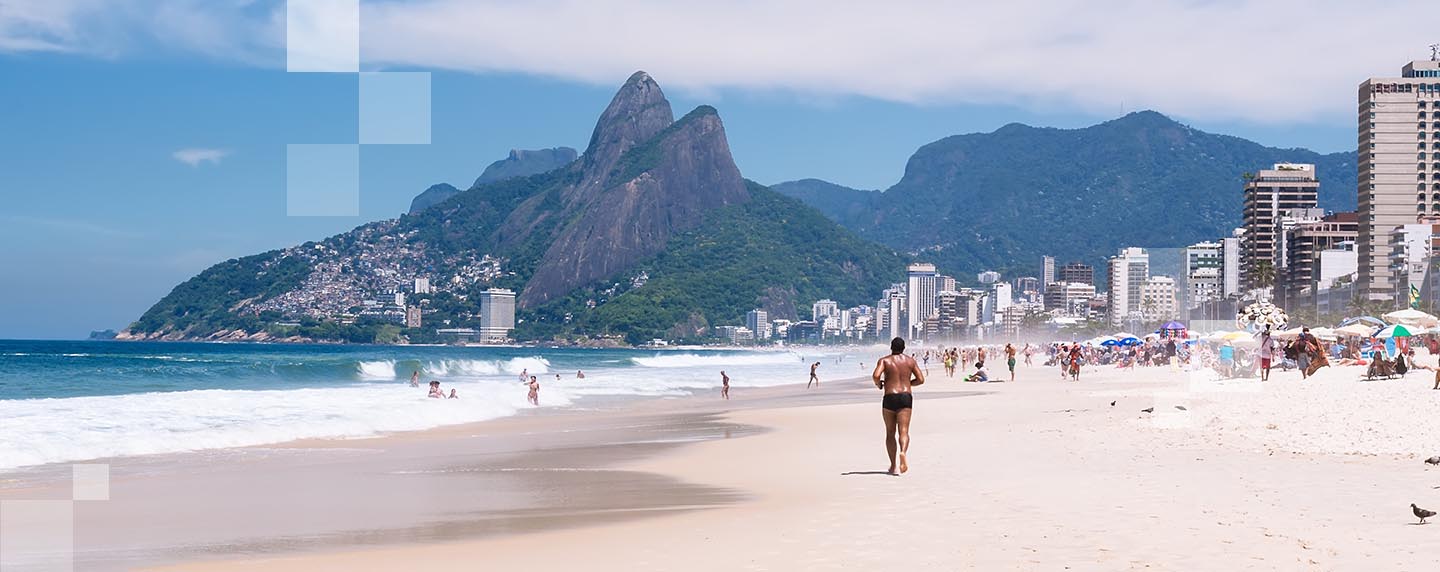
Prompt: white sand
<box><xmin>152</xmin><ymin>361</ymin><xmax>1440</xmax><ymax>571</ymax></box>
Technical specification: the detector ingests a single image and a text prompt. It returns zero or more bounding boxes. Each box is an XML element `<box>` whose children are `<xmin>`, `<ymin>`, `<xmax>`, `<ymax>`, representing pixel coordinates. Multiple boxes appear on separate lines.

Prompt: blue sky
<box><xmin>0</xmin><ymin>0</ymin><xmax>1429</xmax><ymax>339</ymax></box>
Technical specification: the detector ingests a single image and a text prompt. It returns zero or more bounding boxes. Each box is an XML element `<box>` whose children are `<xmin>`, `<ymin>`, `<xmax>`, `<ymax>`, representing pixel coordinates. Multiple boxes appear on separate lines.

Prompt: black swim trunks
<box><xmin>881</xmin><ymin>392</ymin><xmax>913</xmax><ymax>411</ymax></box>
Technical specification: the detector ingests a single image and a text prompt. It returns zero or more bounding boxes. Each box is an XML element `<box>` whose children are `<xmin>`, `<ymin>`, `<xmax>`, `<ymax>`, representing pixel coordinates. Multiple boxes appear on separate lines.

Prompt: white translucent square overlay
<box><xmin>287</xmin><ymin>144</ymin><xmax>360</xmax><ymax>217</ymax></box>
<box><xmin>0</xmin><ymin>500</ymin><xmax>73</xmax><ymax>572</ymax></box>
<box><xmin>360</xmin><ymin>72</ymin><xmax>432</xmax><ymax>145</ymax></box>
<box><xmin>71</xmin><ymin>464</ymin><xmax>109</xmax><ymax>501</ymax></box>
<box><xmin>287</xmin><ymin>0</ymin><xmax>359</xmax><ymax>72</ymax></box>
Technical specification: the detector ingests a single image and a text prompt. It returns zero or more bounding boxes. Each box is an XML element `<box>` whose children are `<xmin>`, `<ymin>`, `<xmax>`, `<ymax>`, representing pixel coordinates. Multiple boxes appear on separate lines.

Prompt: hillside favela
<box><xmin>3</xmin><ymin>2</ymin><xmax>1440</xmax><ymax>571</ymax></box>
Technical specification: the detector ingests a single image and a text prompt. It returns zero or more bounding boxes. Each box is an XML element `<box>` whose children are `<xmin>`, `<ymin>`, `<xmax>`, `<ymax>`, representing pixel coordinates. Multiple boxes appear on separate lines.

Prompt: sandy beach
<box><xmin>10</xmin><ymin>356</ymin><xmax>1440</xmax><ymax>571</ymax></box>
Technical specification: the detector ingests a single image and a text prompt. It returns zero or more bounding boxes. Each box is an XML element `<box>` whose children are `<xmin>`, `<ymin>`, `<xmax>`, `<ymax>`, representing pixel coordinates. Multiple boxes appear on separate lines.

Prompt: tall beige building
<box><xmin>1357</xmin><ymin>58</ymin><xmax>1440</xmax><ymax>300</ymax></box>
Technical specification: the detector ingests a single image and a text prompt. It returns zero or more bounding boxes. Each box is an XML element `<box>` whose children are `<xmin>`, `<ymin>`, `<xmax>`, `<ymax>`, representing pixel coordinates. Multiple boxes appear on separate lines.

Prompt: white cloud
<box><xmin>2</xmin><ymin>0</ymin><xmax>1436</xmax><ymax>123</ymax></box>
<box><xmin>357</xmin><ymin>0</ymin><xmax>1437</xmax><ymax>123</ymax></box>
<box><xmin>172</xmin><ymin>148</ymin><xmax>230</xmax><ymax>167</ymax></box>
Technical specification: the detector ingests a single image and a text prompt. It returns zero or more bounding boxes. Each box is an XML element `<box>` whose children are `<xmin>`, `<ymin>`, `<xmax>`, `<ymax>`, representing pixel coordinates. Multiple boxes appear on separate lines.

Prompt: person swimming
<box><xmin>447</xmin><ymin>388</ymin><xmax>458</xmax><ymax>399</ymax></box>
<box><xmin>427</xmin><ymin>380</ymin><xmax>443</xmax><ymax>398</ymax></box>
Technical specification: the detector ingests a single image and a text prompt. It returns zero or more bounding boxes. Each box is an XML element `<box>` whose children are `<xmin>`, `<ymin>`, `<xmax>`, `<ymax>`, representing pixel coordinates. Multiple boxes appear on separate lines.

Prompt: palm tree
<box><xmin>1248</xmin><ymin>261</ymin><xmax>1276</xmax><ymax>301</ymax></box>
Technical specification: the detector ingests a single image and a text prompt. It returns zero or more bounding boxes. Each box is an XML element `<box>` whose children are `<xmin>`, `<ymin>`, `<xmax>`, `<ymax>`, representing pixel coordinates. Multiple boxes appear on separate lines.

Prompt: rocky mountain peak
<box><xmin>582</xmin><ymin>70</ymin><xmax>675</xmax><ymax>176</ymax></box>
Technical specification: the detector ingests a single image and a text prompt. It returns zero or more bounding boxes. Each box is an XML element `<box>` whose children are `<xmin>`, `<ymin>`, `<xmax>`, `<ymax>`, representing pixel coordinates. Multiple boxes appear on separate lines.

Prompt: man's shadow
<box><xmin>840</xmin><ymin>470</ymin><xmax>896</xmax><ymax>476</ymax></box>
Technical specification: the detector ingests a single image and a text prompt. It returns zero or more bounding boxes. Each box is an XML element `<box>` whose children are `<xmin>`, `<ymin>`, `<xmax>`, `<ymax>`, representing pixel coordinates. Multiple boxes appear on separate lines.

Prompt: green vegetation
<box><xmin>130</xmin><ymin>253</ymin><xmax>309</xmax><ymax>337</ymax></box>
<box><xmin>521</xmin><ymin>182</ymin><xmax>907</xmax><ymax>344</ymax></box>
<box><xmin>775</xmin><ymin>111</ymin><xmax>1357</xmax><ymax>283</ymax></box>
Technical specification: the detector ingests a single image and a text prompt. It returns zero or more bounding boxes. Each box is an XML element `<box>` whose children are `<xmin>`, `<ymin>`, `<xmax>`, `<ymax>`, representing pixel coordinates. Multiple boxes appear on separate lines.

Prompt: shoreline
<box><xmin>1</xmin><ymin>375</ymin><xmax>908</xmax><ymax>571</ymax></box>
<box><xmin>142</xmin><ymin>362</ymin><xmax>1440</xmax><ymax>571</ymax></box>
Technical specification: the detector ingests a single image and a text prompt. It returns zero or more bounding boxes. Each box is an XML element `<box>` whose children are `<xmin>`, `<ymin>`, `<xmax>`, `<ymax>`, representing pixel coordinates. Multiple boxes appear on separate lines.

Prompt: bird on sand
<box><xmin>1141</xmin><ymin>407</ymin><xmax>1154</xmax><ymax>413</ymax></box>
<box><xmin>1413</xmin><ymin>503</ymin><xmax>1436</xmax><ymax>524</ymax></box>
<box><xmin>1110</xmin><ymin>401</ymin><xmax>1116</xmax><ymax>407</ymax></box>
<box><xmin>1425</xmin><ymin>456</ymin><xmax>1440</xmax><ymax>465</ymax></box>
<box><xmin>1175</xmin><ymin>405</ymin><xmax>1188</xmax><ymax>411</ymax></box>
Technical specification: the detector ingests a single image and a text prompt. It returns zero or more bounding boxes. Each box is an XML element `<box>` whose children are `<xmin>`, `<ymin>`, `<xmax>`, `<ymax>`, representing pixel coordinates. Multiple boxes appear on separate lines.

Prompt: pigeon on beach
<box><xmin>1141</xmin><ymin>407</ymin><xmax>1154</xmax><ymax>413</ymax></box>
<box><xmin>1425</xmin><ymin>456</ymin><xmax>1440</xmax><ymax>465</ymax></box>
<box><xmin>1414</xmin><ymin>503</ymin><xmax>1436</xmax><ymax>524</ymax></box>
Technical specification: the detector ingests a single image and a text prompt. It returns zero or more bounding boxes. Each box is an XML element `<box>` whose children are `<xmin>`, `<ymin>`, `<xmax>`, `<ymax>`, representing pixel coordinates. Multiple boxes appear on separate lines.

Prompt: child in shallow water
<box><xmin>447</xmin><ymin>389</ymin><xmax>458</xmax><ymax>399</ymax></box>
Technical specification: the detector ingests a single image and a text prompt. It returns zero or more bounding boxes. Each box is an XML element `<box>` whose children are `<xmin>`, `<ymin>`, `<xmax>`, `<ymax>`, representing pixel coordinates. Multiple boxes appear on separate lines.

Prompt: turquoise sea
<box><xmin>0</xmin><ymin>340</ymin><xmax>853</xmax><ymax>471</ymax></box>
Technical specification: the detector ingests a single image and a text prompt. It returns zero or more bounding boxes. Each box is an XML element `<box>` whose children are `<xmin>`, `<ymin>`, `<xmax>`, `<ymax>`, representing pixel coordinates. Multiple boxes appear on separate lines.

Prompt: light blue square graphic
<box><xmin>287</xmin><ymin>144</ymin><xmax>360</xmax><ymax>216</ymax></box>
<box><xmin>360</xmin><ymin>72</ymin><xmax>431</xmax><ymax>144</ymax></box>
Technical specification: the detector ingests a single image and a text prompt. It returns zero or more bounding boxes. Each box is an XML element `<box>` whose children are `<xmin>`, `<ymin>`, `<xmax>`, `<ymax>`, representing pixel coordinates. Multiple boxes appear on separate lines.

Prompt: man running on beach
<box><xmin>808</xmin><ymin>362</ymin><xmax>820</xmax><ymax>389</ymax></box>
<box><xmin>873</xmin><ymin>337</ymin><xmax>925</xmax><ymax>475</ymax></box>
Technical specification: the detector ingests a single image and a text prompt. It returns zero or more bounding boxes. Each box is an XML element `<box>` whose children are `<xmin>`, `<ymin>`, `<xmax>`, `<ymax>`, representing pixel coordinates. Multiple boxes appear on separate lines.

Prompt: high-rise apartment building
<box><xmin>1357</xmin><ymin>58</ymin><xmax>1440</xmax><ymax>300</ymax></box>
<box><xmin>811</xmin><ymin>299</ymin><xmax>839</xmax><ymax>322</ymax></box>
<box><xmin>1280</xmin><ymin>212</ymin><xmax>1359</xmax><ymax>309</ymax></box>
<box><xmin>413</xmin><ymin>277</ymin><xmax>431</xmax><ymax>295</ymax></box>
<box><xmin>1389</xmin><ymin>224</ymin><xmax>1433</xmax><ymax>305</ymax></box>
<box><xmin>1140</xmin><ymin>276</ymin><xmax>1179</xmax><ymax>323</ymax></box>
<box><xmin>1044</xmin><ymin>282</ymin><xmax>1096</xmax><ymax>316</ymax></box>
<box><xmin>1042</xmin><ymin>256</ymin><xmax>1056</xmax><ymax>286</ymax></box>
<box><xmin>977</xmin><ymin>270</ymin><xmax>1001</xmax><ymax>285</ymax></box>
<box><xmin>1185</xmin><ymin>241</ymin><xmax>1223</xmax><ymax>310</ymax></box>
<box><xmin>906</xmin><ymin>263</ymin><xmax>938</xmax><ymax>338</ymax></box>
<box><xmin>1242</xmin><ymin>163</ymin><xmax>1319</xmax><ymax>292</ymax></box>
<box><xmin>1107</xmin><ymin>247</ymin><xmax>1150</xmax><ymax>326</ymax></box>
<box><xmin>1060</xmin><ymin>262</ymin><xmax>1094</xmax><ymax>286</ymax></box>
<box><xmin>746</xmin><ymin>309</ymin><xmax>771</xmax><ymax>340</ymax></box>
<box><xmin>477</xmin><ymin>288</ymin><xmax>516</xmax><ymax>343</ymax></box>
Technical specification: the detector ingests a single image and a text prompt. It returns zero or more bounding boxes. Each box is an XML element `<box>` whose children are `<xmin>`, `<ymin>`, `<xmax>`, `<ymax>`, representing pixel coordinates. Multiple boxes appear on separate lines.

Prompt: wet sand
<box><xmin>1</xmin><ymin>376</ymin><xmax>922</xmax><ymax>571</ymax></box>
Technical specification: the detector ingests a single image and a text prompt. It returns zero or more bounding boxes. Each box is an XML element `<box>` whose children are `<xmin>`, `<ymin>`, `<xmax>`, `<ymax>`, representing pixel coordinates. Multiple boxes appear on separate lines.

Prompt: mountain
<box><xmin>770</xmin><ymin>179</ymin><xmax>878</xmax><ymax>223</ymax></box>
<box><xmin>407</xmin><ymin>183</ymin><xmax>462</xmax><ymax>214</ymax></box>
<box><xmin>126</xmin><ymin>72</ymin><xmax>904</xmax><ymax>344</ymax></box>
<box><xmin>472</xmin><ymin>147</ymin><xmax>578</xmax><ymax>188</ymax></box>
<box><xmin>776</xmin><ymin>111</ymin><xmax>1356</xmax><ymax>281</ymax></box>
<box><xmin>407</xmin><ymin>147</ymin><xmax>579</xmax><ymax>214</ymax></box>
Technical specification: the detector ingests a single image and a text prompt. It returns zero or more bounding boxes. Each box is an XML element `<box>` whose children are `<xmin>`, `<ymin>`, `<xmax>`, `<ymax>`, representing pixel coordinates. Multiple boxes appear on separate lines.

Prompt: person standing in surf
<box><xmin>527</xmin><ymin>376</ymin><xmax>540</xmax><ymax>406</ymax></box>
<box><xmin>873</xmin><ymin>337</ymin><xmax>925</xmax><ymax>475</ymax></box>
<box><xmin>721</xmin><ymin>371</ymin><xmax>730</xmax><ymax>400</ymax></box>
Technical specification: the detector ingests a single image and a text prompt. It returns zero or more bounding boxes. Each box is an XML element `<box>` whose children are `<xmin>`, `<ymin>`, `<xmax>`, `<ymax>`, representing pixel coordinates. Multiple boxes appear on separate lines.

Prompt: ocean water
<box><xmin>0</xmin><ymin>340</ymin><xmax>860</xmax><ymax>471</ymax></box>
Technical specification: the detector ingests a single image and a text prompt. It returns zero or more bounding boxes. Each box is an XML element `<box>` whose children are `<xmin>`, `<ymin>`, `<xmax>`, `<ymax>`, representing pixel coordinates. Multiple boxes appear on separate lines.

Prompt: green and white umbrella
<box><xmin>1375</xmin><ymin>324</ymin><xmax>1416</xmax><ymax>338</ymax></box>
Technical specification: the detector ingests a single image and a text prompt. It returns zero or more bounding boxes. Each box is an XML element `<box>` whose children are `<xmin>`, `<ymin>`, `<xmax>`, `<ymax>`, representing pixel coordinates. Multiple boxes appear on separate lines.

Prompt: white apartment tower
<box><xmin>811</xmin><ymin>299</ymin><xmax>839</xmax><ymax>322</ymax></box>
<box><xmin>906</xmin><ymin>263</ymin><xmax>938</xmax><ymax>339</ymax></box>
<box><xmin>1357</xmin><ymin>57</ymin><xmax>1440</xmax><ymax>300</ymax></box>
<box><xmin>1107</xmin><ymin>247</ymin><xmax>1150</xmax><ymax>326</ymax></box>
<box><xmin>1042</xmin><ymin>256</ymin><xmax>1056</xmax><ymax>286</ymax></box>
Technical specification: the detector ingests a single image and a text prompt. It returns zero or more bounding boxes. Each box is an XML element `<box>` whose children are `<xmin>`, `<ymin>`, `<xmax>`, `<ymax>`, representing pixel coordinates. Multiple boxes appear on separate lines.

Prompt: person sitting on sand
<box><xmin>447</xmin><ymin>388</ymin><xmax>458</xmax><ymax>399</ymax></box>
<box><xmin>427</xmin><ymin>380</ymin><xmax>443</xmax><ymax>398</ymax></box>
<box><xmin>964</xmin><ymin>362</ymin><xmax>989</xmax><ymax>383</ymax></box>
<box><xmin>872</xmin><ymin>337</ymin><xmax>925</xmax><ymax>475</ymax></box>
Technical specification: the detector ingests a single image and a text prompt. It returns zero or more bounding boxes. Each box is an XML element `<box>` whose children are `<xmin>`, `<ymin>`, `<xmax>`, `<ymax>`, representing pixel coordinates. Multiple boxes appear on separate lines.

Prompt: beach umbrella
<box><xmin>1384</xmin><ymin>308</ymin><xmax>1440</xmax><ymax>328</ymax></box>
<box><xmin>1270</xmin><ymin>327</ymin><xmax>1305</xmax><ymax>340</ymax></box>
<box><xmin>1335</xmin><ymin>323</ymin><xmax>1378</xmax><ymax>337</ymax></box>
<box><xmin>1309</xmin><ymin>327</ymin><xmax>1338</xmax><ymax>342</ymax></box>
<box><xmin>1100</xmin><ymin>339</ymin><xmax>1121</xmax><ymax>347</ymax></box>
<box><xmin>1340</xmin><ymin>316</ymin><xmax>1386</xmax><ymax>329</ymax></box>
<box><xmin>1220</xmin><ymin>331</ymin><xmax>1252</xmax><ymax>342</ymax></box>
<box><xmin>1376</xmin><ymin>324</ymin><xmax>1416</xmax><ymax>338</ymax></box>
<box><xmin>1120</xmin><ymin>337</ymin><xmax>1142</xmax><ymax>346</ymax></box>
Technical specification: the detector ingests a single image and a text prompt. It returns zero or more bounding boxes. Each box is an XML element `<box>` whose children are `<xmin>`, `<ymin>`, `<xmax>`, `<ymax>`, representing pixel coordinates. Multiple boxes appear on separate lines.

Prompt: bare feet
<box><xmin>899</xmin><ymin>453</ymin><xmax>908</xmax><ymax>474</ymax></box>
